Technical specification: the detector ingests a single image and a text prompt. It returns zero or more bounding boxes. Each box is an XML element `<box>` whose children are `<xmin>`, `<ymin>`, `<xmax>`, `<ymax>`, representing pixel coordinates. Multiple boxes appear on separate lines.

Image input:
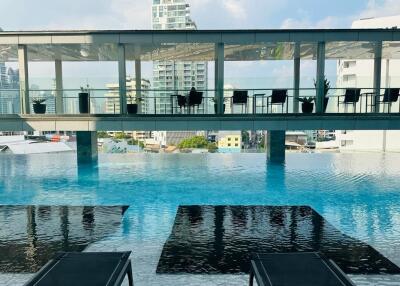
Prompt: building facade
<box><xmin>217</xmin><ymin>131</ymin><xmax>241</xmax><ymax>153</ymax></box>
<box><xmin>105</xmin><ymin>77</ymin><xmax>151</xmax><ymax>114</ymax></box>
<box><xmin>336</xmin><ymin>15</ymin><xmax>400</xmax><ymax>152</ymax></box>
<box><xmin>0</xmin><ymin>64</ymin><xmax>19</xmax><ymax>114</ymax></box>
<box><xmin>152</xmin><ymin>0</ymin><xmax>208</xmax><ymax>114</ymax></box>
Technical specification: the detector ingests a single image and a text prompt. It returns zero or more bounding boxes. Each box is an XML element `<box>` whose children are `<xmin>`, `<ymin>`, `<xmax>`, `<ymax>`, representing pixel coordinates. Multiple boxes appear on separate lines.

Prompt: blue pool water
<box><xmin>1</xmin><ymin>152</ymin><xmax>400</xmax><ymax>284</ymax></box>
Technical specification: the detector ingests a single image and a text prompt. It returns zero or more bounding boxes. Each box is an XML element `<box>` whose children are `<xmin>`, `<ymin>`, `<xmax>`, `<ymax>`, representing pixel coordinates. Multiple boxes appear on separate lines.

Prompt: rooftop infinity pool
<box><xmin>0</xmin><ymin>152</ymin><xmax>399</xmax><ymax>285</ymax></box>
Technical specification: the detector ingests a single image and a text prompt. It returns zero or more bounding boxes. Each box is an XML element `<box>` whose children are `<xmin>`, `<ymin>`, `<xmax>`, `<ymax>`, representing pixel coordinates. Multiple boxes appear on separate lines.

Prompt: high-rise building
<box><xmin>335</xmin><ymin>15</ymin><xmax>400</xmax><ymax>152</ymax></box>
<box><xmin>0</xmin><ymin>65</ymin><xmax>20</xmax><ymax>114</ymax></box>
<box><xmin>151</xmin><ymin>0</ymin><xmax>208</xmax><ymax>114</ymax></box>
<box><xmin>105</xmin><ymin>77</ymin><xmax>151</xmax><ymax>114</ymax></box>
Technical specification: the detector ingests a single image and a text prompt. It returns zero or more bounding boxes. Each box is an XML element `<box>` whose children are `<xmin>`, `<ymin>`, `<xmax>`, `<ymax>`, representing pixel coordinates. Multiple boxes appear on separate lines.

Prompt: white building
<box><xmin>105</xmin><ymin>77</ymin><xmax>151</xmax><ymax>114</ymax></box>
<box><xmin>152</xmin><ymin>0</ymin><xmax>208</xmax><ymax>114</ymax></box>
<box><xmin>336</xmin><ymin>15</ymin><xmax>400</xmax><ymax>152</ymax></box>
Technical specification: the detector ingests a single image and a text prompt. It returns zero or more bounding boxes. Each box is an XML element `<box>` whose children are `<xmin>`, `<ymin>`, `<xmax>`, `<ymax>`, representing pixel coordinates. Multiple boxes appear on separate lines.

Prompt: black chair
<box><xmin>337</xmin><ymin>88</ymin><xmax>361</xmax><ymax>113</ymax></box>
<box><xmin>249</xmin><ymin>252</ymin><xmax>355</xmax><ymax>286</ymax></box>
<box><xmin>232</xmin><ymin>90</ymin><xmax>249</xmax><ymax>113</ymax></box>
<box><xmin>24</xmin><ymin>252</ymin><xmax>133</xmax><ymax>286</ymax></box>
<box><xmin>381</xmin><ymin>88</ymin><xmax>399</xmax><ymax>113</ymax></box>
<box><xmin>177</xmin><ymin>95</ymin><xmax>187</xmax><ymax>112</ymax></box>
<box><xmin>267</xmin><ymin>89</ymin><xmax>288</xmax><ymax>113</ymax></box>
<box><xmin>188</xmin><ymin>91</ymin><xmax>203</xmax><ymax>113</ymax></box>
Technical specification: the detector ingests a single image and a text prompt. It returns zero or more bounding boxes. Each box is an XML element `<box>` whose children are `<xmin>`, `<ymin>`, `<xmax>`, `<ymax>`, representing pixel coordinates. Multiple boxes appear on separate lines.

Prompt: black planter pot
<box><xmin>79</xmin><ymin>92</ymin><xmax>90</xmax><ymax>114</ymax></box>
<box><xmin>127</xmin><ymin>104</ymin><xmax>138</xmax><ymax>114</ymax></box>
<box><xmin>214</xmin><ymin>104</ymin><xmax>226</xmax><ymax>114</ymax></box>
<box><xmin>33</xmin><ymin>103</ymin><xmax>46</xmax><ymax>114</ymax></box>
<box><xmin>302</xmin><ymin>102</ymin><xmax>314</xmax><ymax>113</ymax></box>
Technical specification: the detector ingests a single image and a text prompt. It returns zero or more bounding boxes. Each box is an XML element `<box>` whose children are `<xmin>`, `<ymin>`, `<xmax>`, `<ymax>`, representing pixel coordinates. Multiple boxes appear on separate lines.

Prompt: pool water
<box><xmin>1</xmin><ymin>152</ymin><xmax>400</xmax><ymax>285</ymax></box>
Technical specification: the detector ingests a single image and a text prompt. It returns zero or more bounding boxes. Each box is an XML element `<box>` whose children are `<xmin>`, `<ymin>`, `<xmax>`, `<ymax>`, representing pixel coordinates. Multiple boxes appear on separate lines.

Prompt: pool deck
<box><xmin>2</xmin><ymin>237</ymin><xmax>400</xmax><ymax>286</ymax></box>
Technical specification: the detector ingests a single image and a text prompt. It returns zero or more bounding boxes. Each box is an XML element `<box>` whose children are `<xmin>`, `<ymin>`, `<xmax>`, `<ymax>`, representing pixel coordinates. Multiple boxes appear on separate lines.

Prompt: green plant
<box><xmin>128</xmin><ymin>95</ymin><xmax>143</xmax><ymax>104</ymax></box>
<box><xmin>32</xmin><ymin>98</ymin><xmax>46</xmax><ymax>104</ymax></box>
<box><xmin>97</xmin><ymin>131</ymin><xmax>110</xmax><ymax>138</ymax></box>
<box><xmin>313</xmin><ymin>77</ymin><xmax>331</xmax><ymax>96</ymax></box>
<box><xmin>80</xmin><ymin>84</ymin><xmax>90</xmax><ymax>92</ymax></box>
<box><xmin>178</xmin><ymin>136</ymin><xmax>208</xmax><ymax>149</ymax></box>
<box><xmin>297</xmin><ymin>97</ymin><xmax>315</xmax><ymax>103</ymax></box>
<box><xmin>114</xmin><ymin>132</ymin><xmax>131</xmax><ymax>140</ymax></box>
<box><xmin>207</xmin><ymin>142</ymin><xmax>218</xmax><ymax>153</ymax></box>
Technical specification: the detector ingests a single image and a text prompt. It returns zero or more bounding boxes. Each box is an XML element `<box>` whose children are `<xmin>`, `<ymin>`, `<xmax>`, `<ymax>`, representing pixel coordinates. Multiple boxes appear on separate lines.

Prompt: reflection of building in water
<box><xmin>157</xmin><ymin>205</ymin><xmax>400</xmax><ymax>274</ymax></box>
<box><xmin>0</xmin><ymin>205</ymin><xmax>128</xmax><ymax>272</ymax></box>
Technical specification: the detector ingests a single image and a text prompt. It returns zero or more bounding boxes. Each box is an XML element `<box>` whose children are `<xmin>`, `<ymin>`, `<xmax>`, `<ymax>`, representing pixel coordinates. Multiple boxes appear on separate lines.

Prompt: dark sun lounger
<box><xmin>249</xmin><ymin>252</ymin><xmax>355</xmax><ymax>286</ymax></box>
<box><xmin>24</xmin><ymin>252</ymin><xmax>133</xmax><ymax>286</ymax></box>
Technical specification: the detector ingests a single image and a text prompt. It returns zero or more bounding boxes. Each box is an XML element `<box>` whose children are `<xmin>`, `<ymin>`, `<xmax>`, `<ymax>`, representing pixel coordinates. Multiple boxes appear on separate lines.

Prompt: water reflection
<box><xmin>157</xmin><ymin>205</ymin><xmax>400</xmax><ymax>275</ymax></box>
<box><xmin>0</xmin><ymin>205</ymin><xmax>128</xmax><ymax>273</ymax></box>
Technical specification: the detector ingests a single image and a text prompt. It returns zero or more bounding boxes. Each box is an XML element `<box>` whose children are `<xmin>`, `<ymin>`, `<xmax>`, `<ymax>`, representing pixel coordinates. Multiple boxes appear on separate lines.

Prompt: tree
<box><xmin>97</xmin><ymin>131</ymin><xmax>110</xmax><ymax>138</ymax></box>
<box><xmin>207</xmin><ymin>142</ymin><xmax>218</xmax><ymax>153</ymax></box>
<box><xmin>114</xmin><ymin>132</ymin><xmax>131</xmax><ymax>140</ymax></box>
<box><xmin>241</xmin><ymin>130</ymin><xmax>250</xmax><ymax>144</ymax></box>
<box><xmin>178</xmin><ymin>136</ymin><xmax>208</xmax><ymax>149</ymax></box>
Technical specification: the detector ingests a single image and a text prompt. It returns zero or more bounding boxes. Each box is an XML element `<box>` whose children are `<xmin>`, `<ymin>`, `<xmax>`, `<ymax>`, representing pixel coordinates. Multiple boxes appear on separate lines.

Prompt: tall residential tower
<box><xmin>152</xmin><ymin>0</ymin><xmax>208</xmax><ymax>114</ymax></box>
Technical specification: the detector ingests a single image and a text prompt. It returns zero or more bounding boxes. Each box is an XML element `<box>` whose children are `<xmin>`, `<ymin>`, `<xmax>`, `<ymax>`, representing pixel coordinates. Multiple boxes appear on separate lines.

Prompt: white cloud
<box><xmin>223</xmin><ymin>0</ymin><xmax>247</xmax><ymax>20</ymax></box>
<box><xmin>359</xmin><ymin>0</ymin><xmax>400</xmax><ymax>18</ymax></box>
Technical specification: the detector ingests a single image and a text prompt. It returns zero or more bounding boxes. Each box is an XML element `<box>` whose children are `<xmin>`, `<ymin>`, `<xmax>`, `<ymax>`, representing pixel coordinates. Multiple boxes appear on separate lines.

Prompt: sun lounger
<box><xmin>249</xmin><ymin>252</ymin><xmax>355</xmax><ymax>286</ymax></box>
<box><xmin>24</xmin><ymin>252</ymin><xmax>133</xmax><ymax>286</ymax></box>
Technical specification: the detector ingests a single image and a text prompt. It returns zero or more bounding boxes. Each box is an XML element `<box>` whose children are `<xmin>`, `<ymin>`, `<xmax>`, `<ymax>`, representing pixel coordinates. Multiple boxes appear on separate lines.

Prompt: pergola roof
<box><xmin>1</xmin><ymin>29</ymin><xmax>400</xmax><ymax>62</ymax></box>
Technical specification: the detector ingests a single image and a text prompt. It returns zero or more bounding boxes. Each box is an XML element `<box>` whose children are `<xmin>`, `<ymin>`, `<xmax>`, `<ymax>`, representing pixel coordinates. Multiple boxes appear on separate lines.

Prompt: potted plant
<box><xmin>79</xmin><ymin>85</ymin><xmax>90</xmax><ymax>114</ymax></box>
<box><xmin>127</xmin><ymin>95</ymin><xmax>143</xmax><ymax>114</ymax></box>
<box><xmin>297</xmin><ymin>97</ymin><xmax>315</xmax><ymax>114</ymax></box>
<box><xmin>314</xmin><ymin>77</ymin><xmax>331</xmax><ymax>112</ymax></box>
<box><xmin>32</xmin><ymin>98</ymin><xmax>47</xmax><ymax>114</ymax></box>
<box><xmin>212</xmin><ymin>98</ymin><xmax>227</xmax><ymax>114</ymax></box>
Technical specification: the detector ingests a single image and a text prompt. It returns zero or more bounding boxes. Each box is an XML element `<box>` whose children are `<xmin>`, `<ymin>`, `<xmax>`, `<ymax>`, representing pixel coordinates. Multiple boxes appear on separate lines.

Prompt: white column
<box><xmin>118</xmin><ymin>44</ymin><xmax>127</xmax><ymax>114</ymax></box>
<box><xmin>293</xmin><ymin>42</ymin><xmax>301</xmax><ymax>113</ymax></box>
<box><xmin>135</xmin><ymin>59</ymin><xmax>142</xmax><ymax>113</ymax></box>
<box><xmin>315</xmin><ymin>41</ymin><xmax>326</xmax><ymax>114</ymax></box>
<box><xmin>214</xmin><ymin>43</ymin><xmax>224</xmax><ymax>115</ymax></box>
<box><xmin>373</xmin><ymin>41</ymin><xmax>382</xmax><ymax>113</ymax></box>
<box><xmin>55</xmin><ymin>59</ymin><xmax>63</xmax><ymax>114</ymax></box>
<box><xmin>18</xmin><ymin>45</ymin><xmax>30</xmax><ymax>114</ymax></box>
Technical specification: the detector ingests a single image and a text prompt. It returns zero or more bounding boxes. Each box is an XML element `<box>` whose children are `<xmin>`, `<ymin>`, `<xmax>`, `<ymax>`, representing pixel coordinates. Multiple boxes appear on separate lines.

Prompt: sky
<box><xmin>1</xmin><ymin>0</ymin><xmax>400</xmax><ymax>89</ymax></box>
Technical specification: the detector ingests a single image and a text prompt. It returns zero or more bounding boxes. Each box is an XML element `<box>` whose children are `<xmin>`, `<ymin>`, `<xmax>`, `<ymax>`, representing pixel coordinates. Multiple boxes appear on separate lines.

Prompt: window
<box><xmin>235</xmin><ymin>144</ymin><xmax>238</xmax><ymax>147</ymax></box>
<box><xmin>341</xmin><ymin>140</ymin><xmax>353</xmax><ymax>147</ymax></box>
<box><xmin>343</xmin><ymin>61</ymin><xmax>356</xmax><ymax>68</ymax></box>
<box><xmin>235</xmin><ymin>138</ymin><xmax>238</xmax><ymax>141</ymax></box>
<box><xmin>343</xmin><ymin>74</ymin><xmax>356</xmax><ymax>82</ymax></box>
<box><xmin>228</xmin><ymin>143</ymin><xmax>231</xmax><ymax>147</ymax></box>
<box><xmin>228</xmin><ymin>138</ymin><xmax>231</xmax><ymax>141</ymax></box>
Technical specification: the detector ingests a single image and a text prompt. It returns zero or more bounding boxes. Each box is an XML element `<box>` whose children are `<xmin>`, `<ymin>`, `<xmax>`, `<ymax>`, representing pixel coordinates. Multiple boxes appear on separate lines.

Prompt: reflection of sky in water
<box><xmin>0</xmin><ymin>152</ymin><xmax>400</xmax><ymax>269</ymax></box>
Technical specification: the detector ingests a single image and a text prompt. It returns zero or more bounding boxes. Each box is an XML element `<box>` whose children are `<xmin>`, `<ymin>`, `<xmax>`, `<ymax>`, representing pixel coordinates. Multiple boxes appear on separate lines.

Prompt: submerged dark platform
<box><xmin>157</xmin><ymin>205</ymin><xmax>400</xmax><ymax>275</ymax></box>
<box><xmin>0</xmin><ymin>205</ymin><xmax>128</xmax><ymax>273</ymax></box>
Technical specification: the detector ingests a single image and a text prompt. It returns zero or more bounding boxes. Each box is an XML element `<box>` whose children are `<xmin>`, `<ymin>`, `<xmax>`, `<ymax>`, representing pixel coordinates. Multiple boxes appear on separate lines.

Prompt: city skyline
<box><xmin>1</xmin><ymin>1</ymin><xmax>399</xmax><ymax>89</ymax></box>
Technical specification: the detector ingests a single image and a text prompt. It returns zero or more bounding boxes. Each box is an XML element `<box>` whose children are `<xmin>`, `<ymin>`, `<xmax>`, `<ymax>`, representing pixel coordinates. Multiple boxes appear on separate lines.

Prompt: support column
<box><xmin>215</xmin><ymin>43</ymin><xmax>224</xmax><ymax>115</ymax></box>
<box><xmin>18</xmin><ymin>45</ymin><xmax>30</xmax><ymax>114</ymax></box>
<box><xmin>293</xmin><ymin>42</ymin><xmax>301</xmax><ymax>113</ymax></box>
<box><xmin>76</xmin><ymin>131</ymin><xmax>98</xmax><ymax>164</ymax></box>
<box><xmin>266</xmin><ymin>130</ymin><xmax>286</xmax><ymax>163</ymax></box>
<box><xmin>118</xmin><ymin>44</ymin><xmax>127</xmax><ymax>114</ymax></box>
<box><xmin>55</xmin><ymin>59</ymin><xmax>64</xmax><ymax>114</ymax></box>
<box><xmin>315</xmin><ymin>41</ymin><xmax>326</xmax><ymax>114</ymax></box>
<box><xmin>135</xmin><ymin>59</ymin><xmax>142</xmax><ymax>114</ymax></box>
<box><xmin>373</xmin><ymin>41</ymin><xmax>382</xmax><ymax>113</ymax></box>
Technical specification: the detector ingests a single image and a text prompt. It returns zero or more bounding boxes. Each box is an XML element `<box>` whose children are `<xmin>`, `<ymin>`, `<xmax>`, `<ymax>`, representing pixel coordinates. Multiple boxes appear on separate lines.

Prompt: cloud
<box><xmin>223</xmin><ymin>0</ymin><xmax>247</xmax><ymax>20</ymax></box>
<box><xmin>359</xmin><ymin>0</ymin><xmax>400</xmax><ymax>18</ymax></box>
<box><xmin>280</xmin><ymin>0</ymin><xmax>400</xmax><ymax>30</ymax></box>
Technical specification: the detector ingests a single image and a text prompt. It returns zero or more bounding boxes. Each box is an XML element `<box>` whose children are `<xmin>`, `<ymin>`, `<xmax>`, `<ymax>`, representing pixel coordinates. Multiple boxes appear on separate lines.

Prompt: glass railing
<box><xmin>1</xmin><ymin>87</ymin><xmax>399</xmax><ymax>115</ymax></box>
